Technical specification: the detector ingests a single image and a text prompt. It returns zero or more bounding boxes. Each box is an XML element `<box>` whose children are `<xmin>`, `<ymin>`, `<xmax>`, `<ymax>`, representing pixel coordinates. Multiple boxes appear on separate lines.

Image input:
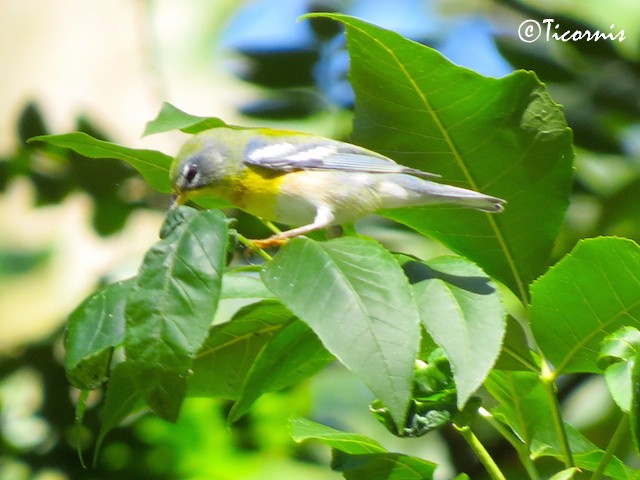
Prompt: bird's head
<box><xmin>170</xmin><ymin>131</ymin><xmax>233</xmax><ymax>208</ymax></box>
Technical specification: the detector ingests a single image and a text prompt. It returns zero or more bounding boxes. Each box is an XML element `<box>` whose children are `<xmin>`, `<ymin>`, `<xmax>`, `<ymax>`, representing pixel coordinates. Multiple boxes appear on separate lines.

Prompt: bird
<box><xmin>170</xmin><ymin>127</ymin><xmax>505</xmax><ymax>248</ymax></box>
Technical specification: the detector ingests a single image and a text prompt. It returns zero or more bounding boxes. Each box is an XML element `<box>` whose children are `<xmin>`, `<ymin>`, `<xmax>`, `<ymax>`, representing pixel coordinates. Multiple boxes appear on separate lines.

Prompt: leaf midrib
<box><xmin>346</xmin><ymin>19</ymin><xmax>528</xmax><ymax>303</ymax></box>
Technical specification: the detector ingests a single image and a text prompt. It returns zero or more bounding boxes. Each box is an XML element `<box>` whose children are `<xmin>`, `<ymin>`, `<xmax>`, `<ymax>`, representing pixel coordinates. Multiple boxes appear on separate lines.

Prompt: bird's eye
<box><xmin>184</xmin><ymin>164</ymin><xmax>199</xmax><ymax>184</ymax></box>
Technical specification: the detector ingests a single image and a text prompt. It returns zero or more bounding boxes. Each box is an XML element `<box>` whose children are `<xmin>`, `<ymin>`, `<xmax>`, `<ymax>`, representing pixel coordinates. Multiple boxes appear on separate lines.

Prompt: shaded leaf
<box><xmin>64</xmin><ymin>279</ymin><xmax>133</xmax><ymax>390</ymax></box>
<box><xmin>189</xmin><ymin>300</ymin><xmax>292</xmax><ymax>398</ymax></box>
<box><xmin>632</xmin><ymin>358</ymin><xmax>640</xmax><ymax>454</ymax></box>
<box><xmin>263</xmin><ymin>237</ymin><xmax>421</xmax><ymax>428</ymax></box>
<box><xmin>229</xmin><ymin>319</ymin><xmax>333</xmax><ymax>421</ymax></box>
<box><xmin>549</xmin><ymin>468</ymin><xmax>578</xmax><ymax>480</ymax></box>
<box><xmin>533</xmin><ymin>423</ymin><xmax>636</xmax><ymax>479</ymax></box>
<box><xmin>28</xmin><ymin>132</ymin><xmax>173</xmax><ymax>193</ymax></box>
<box><xmin>531</xmin><ymin>237</ymin><xmax>640</xmax><ymax>375</ymax></box>
<box><xmin>485</xmin><ymin>370</ymin><xmax>548</xmax><ymax>446</ymax></box>
<box><xmin>125</xmin><ymin>207</ymin><xmax>227</xmax><ymax>418</ymax></box>
<box><xmin>94</xmin><ymin>362</ymin><xmax>146</xmax><ymax>462</ymax></box>
<box><xmin>289</xmin><ymin>417</ymin><xmax>386</xmax><ymax>454</ymax></box>
<box><xmin>332</xmin><ymin>450</ymin><xmax>436</xmax><ymax>480</ymax></box>
<box><xmin>494</xmin><ymin>315</ymin><xmax>537</xmax><ymax>371</ymax></box>
<box><xmin>312</xmin><ymin>14</ymin><xmax>573</xmax><ymax>302</ymax></box>
<box><xmin>487</xmin><ymin>371</ymin><xmax>635</xmax><ymax>478</ymax></box>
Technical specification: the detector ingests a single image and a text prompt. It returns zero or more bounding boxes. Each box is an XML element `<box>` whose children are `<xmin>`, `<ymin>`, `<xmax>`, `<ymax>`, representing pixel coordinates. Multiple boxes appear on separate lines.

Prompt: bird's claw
<box><xmin>248</xmin><ymin>236</ymin><xmax>290</xmax><ymax>250</ymax></box>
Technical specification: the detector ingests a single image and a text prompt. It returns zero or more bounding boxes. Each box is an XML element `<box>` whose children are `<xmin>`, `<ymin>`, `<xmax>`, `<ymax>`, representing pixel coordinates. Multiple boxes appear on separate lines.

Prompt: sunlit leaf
<box><xmin>531</xmin><ymin>237</ymin><xmax>640</xmax><ymax>375</ymax></box>
<box><xmin>143</xmin><ymin>102</ymin><xmax>229</xmax><ymax>136</ymax></box>
<box><xmin>28</xmin><ymin>132</ymin><xmax>172</xmax><ymax>192</ymax></box>
<box><xmin>311</xmin><ymin>14</ymin><xmax>573</xmax><ymax>302</ymax></box>
<box><xmin>409</xmin><ymin>256</ymin><xmax>505</xmax><ymax>407</ymax></box>
<box><xmin>599</xmin><ymin>327</ymin><xmax>640</xmax><ymax>412</ymax></box>
<box><xmin>264</xmin><ymin>237</ymin><xmax>421</xmax><ymax>428</ymax></box>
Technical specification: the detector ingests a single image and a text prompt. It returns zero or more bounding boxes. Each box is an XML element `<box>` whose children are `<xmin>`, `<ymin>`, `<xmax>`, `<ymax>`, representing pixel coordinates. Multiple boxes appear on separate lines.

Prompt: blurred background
<box><xmin>1</xmin><ymin>0</ymin><xmax>639</xmax><ymax>478</ymax></box>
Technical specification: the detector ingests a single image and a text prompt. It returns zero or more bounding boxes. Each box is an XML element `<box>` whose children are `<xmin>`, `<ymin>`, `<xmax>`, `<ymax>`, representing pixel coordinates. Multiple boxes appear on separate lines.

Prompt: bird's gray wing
<box><xmin>243</xmin><ymin>137</ymin><xmax>440</xmax><ymax>178</ymax></box>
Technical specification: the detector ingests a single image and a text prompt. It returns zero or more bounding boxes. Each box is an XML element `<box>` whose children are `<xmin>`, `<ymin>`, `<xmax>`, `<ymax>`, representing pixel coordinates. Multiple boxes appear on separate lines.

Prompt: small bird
<box><xmin>170</xmin><ymin>128</ymin><xmax>505</xmax><ymax>248</ymax></box>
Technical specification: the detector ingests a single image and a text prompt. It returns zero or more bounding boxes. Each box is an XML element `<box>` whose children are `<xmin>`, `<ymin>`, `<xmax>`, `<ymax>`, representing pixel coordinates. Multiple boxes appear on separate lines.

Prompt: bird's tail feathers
<box><xmin>380</xmin><ymin>175</ymin><xmax>506</xmax><ymax>212</ymax></box>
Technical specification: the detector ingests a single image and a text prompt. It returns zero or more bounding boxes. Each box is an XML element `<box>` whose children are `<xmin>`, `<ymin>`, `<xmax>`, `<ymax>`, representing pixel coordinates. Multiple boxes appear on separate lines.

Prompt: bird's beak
<box><xmin>169</xmin><ymin>192</ymin><xmax>185</xmax><ymax>210</ymax></box>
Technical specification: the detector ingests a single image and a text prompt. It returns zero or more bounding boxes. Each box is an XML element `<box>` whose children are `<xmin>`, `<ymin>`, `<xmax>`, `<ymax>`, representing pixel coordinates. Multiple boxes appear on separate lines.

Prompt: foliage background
<box><xmin>2</xmin><ymin>0</ymin><xmax>640</xmax><ymax>479</ymax></box>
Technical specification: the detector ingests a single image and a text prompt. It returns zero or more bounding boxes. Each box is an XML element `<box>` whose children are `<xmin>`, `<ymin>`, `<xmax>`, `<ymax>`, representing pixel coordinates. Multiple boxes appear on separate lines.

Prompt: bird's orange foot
<box><xmin>249</xmin><ymin>236</ymin><xmax>290</xmax><ymax>250</ymax></box>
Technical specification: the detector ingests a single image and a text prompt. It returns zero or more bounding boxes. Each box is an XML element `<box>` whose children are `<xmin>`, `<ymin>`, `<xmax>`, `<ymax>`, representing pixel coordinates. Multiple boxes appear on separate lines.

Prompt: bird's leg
<box><xmin>250</xmin><ymin>206</ymin><xmax>334</xmax><ymax>249</ymax></box>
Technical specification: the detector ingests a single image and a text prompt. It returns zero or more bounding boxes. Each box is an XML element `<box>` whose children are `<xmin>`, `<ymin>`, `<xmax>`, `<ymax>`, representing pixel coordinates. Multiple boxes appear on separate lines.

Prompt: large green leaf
<box><xmin>125</xmin><ymin>207</ymin><xmax>227</xmax><ymax>419</ymax></box>
<box><xmin>64</xmin><ymin>279</ymin><xmax>133</xmax><ymax>390</ymax></box>
<box><xmin>188</xmin><ymin>300</ymin><xmax>294</xmax><ymax>399</ymax></box>
<box><xmin>530</xmin><ymin>237</ymin><xmax>640</xmax><ymax>375</ymax></box>
<box><xmin>263</xmin><ymin>237</ymin><xmax>421</xmax><ymax>429</ymax></box>
<box><xmin>313</xmin><ymin>14</ymin><xmax>573</xmax><ymax>302</ymax></box>
<box><xmin>28</xmin><ymin>132</ymin><xmax>172</xmax><ymax>193</ymax></box>
<box><xmin>410</xmin><ymin>256</ymin><xmax>506</xmax><ymax>408</ymax></box>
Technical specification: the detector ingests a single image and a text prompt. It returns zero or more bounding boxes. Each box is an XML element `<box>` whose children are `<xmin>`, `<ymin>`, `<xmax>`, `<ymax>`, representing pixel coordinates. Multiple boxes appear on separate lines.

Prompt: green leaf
<box><xmin>410</xmin><ymin>257</ymin><xmax>506</xmax><ymax>408</ymax></box>
<box><xmin>531</xmin><ymin>237</ymin><xmax>640</xmax><ymax>375</ymax></box>
<box><xmin>494</xmin><ymin>315</ymin><xmax>537</xmax><ymax>371</ymax></box>
<box><xmin>28</xmin><ymin>132</ymin><xmax>173</xmax><ymax>193</ymax></box>
<box><xmin>313</xmin><ymin>14</ymin><xmax>573</xmax><ymax>302</ymax></box>
<box><xmin>548</xmin><ymin>468</ymin><xmax>578</xmax><ymax>480</ymax></box>
<box><xmin>291</xmin><ymin>411</ymin><xmax>436</xmax><ymax>478</ymax></box>
<box><xmin>599</xmin><ymin>327</ymin><xmax>640</xmax><ymax>412</ymax></box>
<box><xmin>229</xmin><ymin>319</ymin><xmax>333</xmax><ymax>421</ymax></box>
<box><xmin>289</xmin><ymin>417</ymin><xmax>386</xmax><ymax>454</ymax></box>
<box><xmin>64</xmin><ymin>279</ymin><xmax>133</xmax><ymax>390</ymax></box>
<box><xmin>533</xmin><ymin>423</ymin><xmax>636</xmax><ymax>479</ymax></box>
<box><xmin>485</xmin><ymin>371</ymin><xmax>549</xmax><ymax>446</ymax></box>
<box><xmin>632</xmin><ymin>358</ymin><xmax>640</xmax><ymax>454</ymax></box>
<box><xmin>332</xmin><ymin>451</ymin><xmax>436</xmax><ymax>480</ymax></box>
<box><xmin>487</xmin><ymin>371</ymin><xmax>635</xmax><ymax>478</ymax></box>
<box><xmin>221</xmin><ymin>270</ymin><xmax>275</xmax><ymax>299</ymax></box>
<box><xmin>143</xmin><ymin>102</ymin><xmax>229</xmax><ymax>136</ymax></box>
<box><xmin>263</xmin><ymin>237</ymin><xmax>421</xmax><ymax>429</ymax></box>
<box><xmin>94</xmin><ymin>362</ymin><xmax>145</xmax><ymax>463</ymax></box>
<box><xmin>125</xmin><ymin>207</ymin><xmax>227</xmax><ymax>418</ymax></box>
<box><xmin>189</xmin><ymin>300</ymin><xmax>293</xmax><ymax>398</ymax></box>
<box><xmin>73</xmin><ymin>389</ymin><xmax>90</xmax><ymax>468</ymax></box>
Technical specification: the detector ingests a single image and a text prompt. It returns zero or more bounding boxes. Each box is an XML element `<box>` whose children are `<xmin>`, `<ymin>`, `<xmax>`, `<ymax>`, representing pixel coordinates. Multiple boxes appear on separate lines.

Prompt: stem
<box><xmin>260</xmin><ymin>219</ymin><xmax>282</xmax><ymax>235</ymax></box>
<box><xmin>235</xmin><ymin>233</ymin><xmax>273</xmax><ymax>262</ymax></box>
<box><xmin>454</xmin><ymin>424</ymin><xmax>507</xmax><ymax>480</ymax></box>
<box><xmin>590</xmin><ymin>414</ymin><xmax>629</xmax><ymax>480</ymax></box>
<box><xmin>540</xmin><ymin>361</ymin><xmax>574</xmax><ymax>468</ymax></box>
<box><xmin>479</xmin><ymin>408</ymin><xmax>541</xmax><ymax>480</ymax></box>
